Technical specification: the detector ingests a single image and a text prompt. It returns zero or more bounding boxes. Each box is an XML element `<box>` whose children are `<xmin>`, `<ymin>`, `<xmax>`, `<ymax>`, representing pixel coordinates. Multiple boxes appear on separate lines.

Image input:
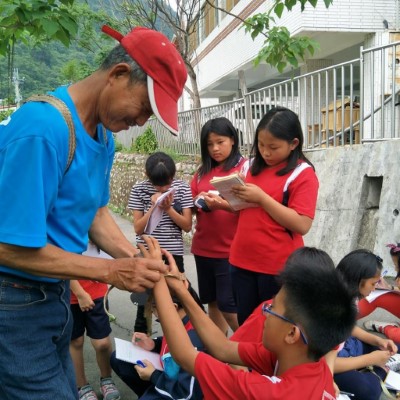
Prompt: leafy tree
<box><xmin>241</xmin><ymin>0</ymin><xmax>333</xmax><ymax>72</ymax></box>
<box><xmin>0</xmin><ymin>1</ymin><xmax>119</xmax><ymax>102</ymax></box>
<box><xmin>0</xmin><ymin>0</ymin><xmax>79</xmax><ymax>55</ymax></box>
<box><xmin>0</xmin><ymin>0</ymin><xmax>79</xmax><ymax>103</ymax></box>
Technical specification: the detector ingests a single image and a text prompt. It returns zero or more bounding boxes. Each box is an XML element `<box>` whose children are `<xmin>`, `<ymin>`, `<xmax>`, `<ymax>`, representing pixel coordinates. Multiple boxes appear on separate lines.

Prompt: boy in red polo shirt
<box><xmin>140</xmin><ymin>236</ymin><xmax>356</xmax><ymax>400</ymax></box>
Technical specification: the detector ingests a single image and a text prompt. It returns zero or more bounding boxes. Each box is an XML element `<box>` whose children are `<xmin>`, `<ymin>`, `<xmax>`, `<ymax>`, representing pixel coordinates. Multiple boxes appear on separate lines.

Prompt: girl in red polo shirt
<box><xmin>191</xmin><ymin>117</ymin><xmax>246</xmax><ymax>334</ymax></box>
<box><xmin>229</xmin><ymin>107</ymin><xmax>319</xmax><ymax>324</ymax></box>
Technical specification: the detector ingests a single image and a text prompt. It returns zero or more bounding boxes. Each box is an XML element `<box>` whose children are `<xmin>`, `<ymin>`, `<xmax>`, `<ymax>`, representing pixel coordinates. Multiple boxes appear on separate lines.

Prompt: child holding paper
<box><xmin>128</xmin><ymin>151</ymin><xmax>193</xmax><ymax>333</ymax></box>
<box><xmin>229</xmin><ymin>107</ymin><xmax>319</xmax><ymax>324</ymax></box>
<box><xmin>110</xmin><ymin>283</ymin><xmax>204</xmax><ymax>400</ymax></box>
<box><xmin>334</xmin><ymin>249</ymin><xmax>400</xmax><ymax>400</ymax></box>
<box><xmin>361</xmin><ymin>243</ymin><xmax>400</xmax><ymax>342</ymax></box>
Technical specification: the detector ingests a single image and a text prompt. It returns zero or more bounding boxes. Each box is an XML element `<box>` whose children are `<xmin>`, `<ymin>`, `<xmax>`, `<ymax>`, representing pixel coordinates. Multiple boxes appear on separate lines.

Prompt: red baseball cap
<box><xmin>102</xmin><ymin>25</ymin><xmax>187</xmax><ymax>136</ymax></box>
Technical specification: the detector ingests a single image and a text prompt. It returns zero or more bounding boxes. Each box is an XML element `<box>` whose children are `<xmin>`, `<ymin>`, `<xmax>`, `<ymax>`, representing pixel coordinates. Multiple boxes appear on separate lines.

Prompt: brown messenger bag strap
<box><xmin>25</xmin><ymin>94</ymin><xmax>76</xmax><ymax>174</ymax></box>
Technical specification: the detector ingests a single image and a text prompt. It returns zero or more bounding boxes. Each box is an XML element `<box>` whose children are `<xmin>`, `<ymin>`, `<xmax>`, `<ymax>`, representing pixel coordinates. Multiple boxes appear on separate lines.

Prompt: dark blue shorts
<box><xmin>71</xmin><ymin>297</ymin><xmax>111</xmax><ymax>340</ymax></box>
<box><xmin>194</xmin><ymin>255</ymin><xmax>237</xmax><ymax>313</ymax></box>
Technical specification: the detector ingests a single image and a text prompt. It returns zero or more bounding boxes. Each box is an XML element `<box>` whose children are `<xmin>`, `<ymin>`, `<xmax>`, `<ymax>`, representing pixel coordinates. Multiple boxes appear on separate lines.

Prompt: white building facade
<box><xmin>189</xmin><ymin>0</ymin><xmax>399</xmax><ymax>104</ymax></box>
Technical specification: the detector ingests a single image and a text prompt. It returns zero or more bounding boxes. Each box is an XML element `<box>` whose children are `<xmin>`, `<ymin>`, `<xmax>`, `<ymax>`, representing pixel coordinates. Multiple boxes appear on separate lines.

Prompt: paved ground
<box><xmin>84</xmin><ymin>211</ymin><xmax>398</xmax><ymax>399</ymax></box>
<box><xmin>83</xmin><ymin>212</ymin><xmax>199</xmax><ymax>399</ymax></box>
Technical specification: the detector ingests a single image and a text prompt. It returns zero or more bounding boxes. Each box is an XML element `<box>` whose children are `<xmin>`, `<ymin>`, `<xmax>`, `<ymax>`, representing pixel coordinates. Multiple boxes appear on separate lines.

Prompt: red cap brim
<box><xmin>148</xmin><ymin>76</ymin><xmax>178</xmax><ymax>136</ymax></box>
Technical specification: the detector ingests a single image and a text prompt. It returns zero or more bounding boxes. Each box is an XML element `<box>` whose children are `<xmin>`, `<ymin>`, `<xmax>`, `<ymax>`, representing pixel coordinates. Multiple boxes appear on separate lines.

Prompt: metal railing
<box><xmin>115</xmin><ymin>40</ymin><xmax>400</xmax><ymax>155</ymax></box>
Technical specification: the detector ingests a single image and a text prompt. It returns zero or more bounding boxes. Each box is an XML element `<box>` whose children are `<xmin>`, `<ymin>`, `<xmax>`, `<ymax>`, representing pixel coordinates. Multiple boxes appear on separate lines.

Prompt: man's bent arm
<box><xmin>0</xmin><ymin>242</ymin><xmax>166</xmax><ymax>292</ymax></box>
<box><xmin>89</xmin><ymin>206</ymin><xmax>138</xmax><ymax>258</ymax></box>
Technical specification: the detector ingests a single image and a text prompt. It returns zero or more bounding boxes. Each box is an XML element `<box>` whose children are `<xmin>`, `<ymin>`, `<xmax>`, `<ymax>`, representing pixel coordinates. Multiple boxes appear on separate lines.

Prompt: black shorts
<box><xmin>164</xmin><ymin>254</ymin><xmax>184</xmax><ymax>273</ymax></box>
<box><xmin>70</xmin><ymin>297</ymin><xmax>111</xmax><ymax>340</ymax></box>
<box><xmin>194</xmin><ymin>255</ymin><xmax>237</xmax><ymax>313</ymax></box>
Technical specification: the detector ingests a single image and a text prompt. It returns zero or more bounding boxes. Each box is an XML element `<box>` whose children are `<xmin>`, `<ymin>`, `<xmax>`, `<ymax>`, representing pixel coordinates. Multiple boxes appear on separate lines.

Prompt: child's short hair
<box><xmin>336</xmin><ymin>249</ymin><xmax>383</xmax><ymax>298</ymax></box>
<box><xmin>145</xmin><ymin>152</ymin><xmax>176</xmax><ymax>186</ymax></box>
<box><xmin>279</xmin><ymin>248</ymin><xmax>356</xmax><ymax>361</ymax></box>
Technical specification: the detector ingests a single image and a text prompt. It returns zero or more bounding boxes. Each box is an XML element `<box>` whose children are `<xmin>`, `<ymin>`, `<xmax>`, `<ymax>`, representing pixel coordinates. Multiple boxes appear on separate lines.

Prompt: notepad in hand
<box><xmin>385</xmin><ymin>369</ymin><xmax>400</xmax><ymax>390</ymax></box>
<box><xmin>209</xmin><ymin>173</ymin><xmax>257</xmax><ymax>211</ymax></box>
<box><xmin>115</xmin><ymin>338</ymin><xmax>163</xmax><ymax>371</ymax></box>
<box><xmin>144</xmin><ymin>187</ymin><xmax>176</xmax><ymax>234</ymax></box>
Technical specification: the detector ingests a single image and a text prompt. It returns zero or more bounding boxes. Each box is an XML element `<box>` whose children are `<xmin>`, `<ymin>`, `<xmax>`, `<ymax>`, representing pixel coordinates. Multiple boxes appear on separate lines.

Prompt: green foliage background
<box><xmin>0</xmin><ymin>41</ymin><xmax>97</xmax><ymax>102</ymax></box>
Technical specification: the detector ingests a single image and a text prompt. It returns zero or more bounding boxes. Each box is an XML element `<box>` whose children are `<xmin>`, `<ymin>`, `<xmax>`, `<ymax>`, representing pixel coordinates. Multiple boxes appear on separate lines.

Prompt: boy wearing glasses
<box><xmin>141</xmin><ymin>236</ymin><xmax>356</xmax><ymax>400</ymax></box>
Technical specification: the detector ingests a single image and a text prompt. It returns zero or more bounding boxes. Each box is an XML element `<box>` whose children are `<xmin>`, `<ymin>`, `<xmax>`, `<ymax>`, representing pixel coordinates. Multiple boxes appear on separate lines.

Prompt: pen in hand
<box><xmin>136</xmin><ymin>360</ymin><xmax>146</xmax><ymax>368</ymax></box>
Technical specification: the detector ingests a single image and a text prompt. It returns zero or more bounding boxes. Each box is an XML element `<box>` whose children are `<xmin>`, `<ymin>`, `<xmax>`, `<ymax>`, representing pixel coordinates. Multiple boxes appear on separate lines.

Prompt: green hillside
<box><xmin>0</xmin><ymin>0</ymin><xmax>175</xmax><ymax>104</ymax></box>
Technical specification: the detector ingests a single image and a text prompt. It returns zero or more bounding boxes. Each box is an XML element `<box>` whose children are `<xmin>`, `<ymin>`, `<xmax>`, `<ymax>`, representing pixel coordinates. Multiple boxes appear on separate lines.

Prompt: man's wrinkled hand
<box><xmin>108</xmin><ymin>256</ymin><xmax>166</xmax><ymax>292</ymax></box>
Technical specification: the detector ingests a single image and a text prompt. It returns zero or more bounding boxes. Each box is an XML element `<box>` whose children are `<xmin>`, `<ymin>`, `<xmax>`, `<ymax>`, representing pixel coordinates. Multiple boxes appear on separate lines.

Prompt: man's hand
<box><xmin>107</xmin><ymin>256</ymin><xmax>166</xmax><ymax>292</ymax></box>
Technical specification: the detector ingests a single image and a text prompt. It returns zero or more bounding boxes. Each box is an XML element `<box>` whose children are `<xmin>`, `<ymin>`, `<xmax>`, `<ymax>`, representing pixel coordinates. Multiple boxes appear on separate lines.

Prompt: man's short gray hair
<box><xmin>101</xmin><ymin>44</ymin><xmax>147</xmax><ymax>85</ymax></box>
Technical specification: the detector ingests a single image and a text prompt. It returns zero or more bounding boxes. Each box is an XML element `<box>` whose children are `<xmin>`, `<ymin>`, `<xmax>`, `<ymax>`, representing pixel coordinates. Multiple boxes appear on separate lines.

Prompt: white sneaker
<box><xmin>363</xmin><ymin>320</ymin><xmax>399</xmax><ymax>334</ymax></box>
<box><xmin>386</xmin><ymin>354</ymin><xmax>400</xmax><ymax>372</ymax></box>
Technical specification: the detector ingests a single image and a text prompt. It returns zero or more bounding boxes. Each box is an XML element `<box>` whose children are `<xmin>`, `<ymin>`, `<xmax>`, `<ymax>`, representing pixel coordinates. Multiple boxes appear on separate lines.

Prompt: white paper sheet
<box><xmin>365</xmin><ymin>288</ymin><xmax>400</xmax><ymax>303</ymax></box>
<box><xmin>385</xmin><ymin>369</ymin><xmax>400</xmax><ymax>390</ymax></box>
<box><xmin>114</xmin><ymin>338</ymin><xmax>163</xmax><ymax>371</ymax></box>
<box><xmin>144</xmin><ymin>187</ymin><xmax>176</xmax><ymax>234</ymax></box>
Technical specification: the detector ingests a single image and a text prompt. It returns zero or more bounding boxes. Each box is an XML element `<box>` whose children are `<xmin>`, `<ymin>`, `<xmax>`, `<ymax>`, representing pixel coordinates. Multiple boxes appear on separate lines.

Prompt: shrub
<box><xmin>131</xmin><ymin>126</ymin><xmax>157</xmax><ymax>154</ymax></box>
<box><xmin>0</xmin><ymin>109</ymin><xmax>13</xmax><ymax>122</ymax></box>
<box><xmin>114</xmin><ymin>138</ymin><xmax>124</xmax><ymax>152</ymax></box>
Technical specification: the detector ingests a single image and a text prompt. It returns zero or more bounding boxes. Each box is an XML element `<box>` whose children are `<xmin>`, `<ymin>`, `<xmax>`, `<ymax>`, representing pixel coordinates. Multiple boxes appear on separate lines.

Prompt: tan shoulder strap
<box><xmin>25</xmin><ymin>94</ymin><xmax>76</xmax><ymax>174</ymax></box>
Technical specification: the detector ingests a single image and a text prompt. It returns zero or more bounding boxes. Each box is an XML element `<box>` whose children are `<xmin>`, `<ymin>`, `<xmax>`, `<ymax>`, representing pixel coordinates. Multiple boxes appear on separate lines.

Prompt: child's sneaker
<box><xmin>386</xmin><ymin>354</ymin><xmax>400</xmax><ymax>372</ymax></box>
<box><xmin>363</xmin><ymin>320</ymin><xmax>399</xmax><ymax>334</ymax></box>
<box><xmin>100</xmin><ymin>377</ymin><xmax>120</xmax><ymax>400</ymax></box>
<box><xmin>78</xmin><ymin>384</ymin><xmax>98</xmax><ymax>400</ymax></box>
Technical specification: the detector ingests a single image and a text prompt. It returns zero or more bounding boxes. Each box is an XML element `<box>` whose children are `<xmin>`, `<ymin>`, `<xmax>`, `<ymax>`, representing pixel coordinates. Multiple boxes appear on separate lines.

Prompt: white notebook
<box><xmin>144</xmin><ymin>187</ymin><xmax>176</xmax><ymax>234</ymax></box>
<box><xmin>114</xmin><ymin>337</ymin><xmax>163</xmax><ymax>371</ymax></box>
<box><xmin>385</xmin><ymin>369</ymin><xmax>400</xmax><ymax>390</ymax></box>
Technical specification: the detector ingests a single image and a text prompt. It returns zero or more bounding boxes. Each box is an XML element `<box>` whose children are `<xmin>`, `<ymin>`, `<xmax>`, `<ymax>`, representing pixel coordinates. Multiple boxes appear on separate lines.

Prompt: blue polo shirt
<box><xmin>0</xmin><ymin>86</ymin><xmax>114</xmax><ymax>281</ymax></box>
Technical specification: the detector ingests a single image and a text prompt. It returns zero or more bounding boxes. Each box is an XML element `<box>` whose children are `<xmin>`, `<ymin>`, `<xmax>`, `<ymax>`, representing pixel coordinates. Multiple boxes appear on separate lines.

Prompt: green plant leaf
<box><xmin>41</xmin><ymin>19</ymin><xmax>60</xmax><ymax>37</ymax></box>
<box><xmin>274</xmin><ymin>3</ymin><xmax>285</xmax><ymax>18</ymax></box>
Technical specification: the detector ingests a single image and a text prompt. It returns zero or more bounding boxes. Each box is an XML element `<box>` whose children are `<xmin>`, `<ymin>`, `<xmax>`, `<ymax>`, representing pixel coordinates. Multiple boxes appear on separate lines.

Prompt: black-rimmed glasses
<box><xmin>262</xmin><ymin>303</ymin><xmax>308</xmax><ymax>345</ymax></box>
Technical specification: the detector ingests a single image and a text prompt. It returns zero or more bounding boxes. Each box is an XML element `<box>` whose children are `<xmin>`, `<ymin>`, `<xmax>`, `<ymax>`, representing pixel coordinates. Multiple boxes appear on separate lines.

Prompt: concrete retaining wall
<box><xmin>110</xmin><ymin>141</ymin><xmax>400</xmax><ymax>273</ymax></box>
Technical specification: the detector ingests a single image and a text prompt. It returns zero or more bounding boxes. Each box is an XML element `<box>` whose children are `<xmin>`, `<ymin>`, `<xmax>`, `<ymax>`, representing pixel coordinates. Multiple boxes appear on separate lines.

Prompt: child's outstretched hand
<box><xmin>134</xmin><ymin>359</ymin><xmax>155</xmax><ymax>381</ymax></box>
<box><xmin>138</xmin><ymin>235</ymin><xmax>163</xmax><ymax>262</ymax></box>
<box><xmin>132</xmin><ymin>332</ymin><xmax>155</xmax><ymax>351</ymax></box>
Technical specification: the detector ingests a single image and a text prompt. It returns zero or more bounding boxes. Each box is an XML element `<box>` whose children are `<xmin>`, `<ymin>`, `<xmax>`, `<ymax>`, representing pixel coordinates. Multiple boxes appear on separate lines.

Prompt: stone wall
<box><xmin>110</xmin><ymin>141</ymin><xmax>400</xmax><ymax>274</ymax></box>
